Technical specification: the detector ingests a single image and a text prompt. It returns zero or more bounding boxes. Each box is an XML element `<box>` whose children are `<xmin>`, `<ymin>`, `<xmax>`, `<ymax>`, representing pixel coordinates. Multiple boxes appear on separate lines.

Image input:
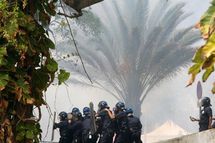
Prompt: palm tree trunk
<box><xmin>125</xmin><ymin>94</ymin><xmax>142</xmax><ymax>117</ymax></box>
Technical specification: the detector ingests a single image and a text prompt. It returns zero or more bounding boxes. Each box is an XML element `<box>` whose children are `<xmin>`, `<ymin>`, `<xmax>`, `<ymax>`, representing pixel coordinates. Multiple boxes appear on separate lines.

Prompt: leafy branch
<box><xmin>188</xmin><ymin>0</ymin><xmax>215</xmax><ymax>93</ymax></box>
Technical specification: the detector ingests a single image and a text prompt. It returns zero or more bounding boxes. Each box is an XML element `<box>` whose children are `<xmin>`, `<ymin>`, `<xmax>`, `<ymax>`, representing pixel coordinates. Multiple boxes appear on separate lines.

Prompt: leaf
<box><xmin>0</xmin><ymin>73</ymin><xmax>9</xmax><ymax>89</ymax></box>
<box><xmin>16</xmin><ymin>123</ymin><xmax>25</xmax><ymax>131</ymax></box>
<box><xmin>0</xmin><ymin>58</ymin><xmax>7</xmax><ymax>66</ymax></box>
<box><xmin>186</xmin><ymin>74</ymin><xmax>196</xmax><ymax>87</ymax></box>
<box><xmin>17</xmin><ymin>43</ymin><xmax>28</xmax><ymax>52</ymax></box>
<box><xmin>45</xmin><ymin>37</ymin><xmax>55</xmax><ymax>49</ymax></box>
<box><xmin>3</xmin><ymin>7</ymin><xmax>19</xmax><ymax>40</ymax></box>
<box><xmin>202</xmin><ymin>54</ymin><xmax>215</xmax><ymax>69</ymax></box>
<box><xmin>200</xmin><ymin>33</ymin><xmax>215</xmax><ymax>58</ymax></box>
<box><xmin>32</xmin><ymin>70</ymin><xmax>49</xmax><ymax>90</ymax></box>
<box><xmin>188</xmin><ymin>63</ymin><xmax>201</xmax><ymax>74</ymax></box>
<box><xmin>26</xmin><ymin>98</ymin><xmax>35</xmax><ymax>105</ymax></box>
<box><xmin>0</xmin><ymin>47</ymin><xmax>7</xmax><ymax>56</ymax></box>
<box><xmin>14</xmin><ymin>79</ymin><xmax>30</xmax><ymax>102</ymax></box>
<box><xmin>0</xmin><ymin>47</ymin><xmax>7</xmax><ymax>66</ymax></box>
<box><xmin>18</xmin><ymin>12</ymin><xmax>35</xmax><ymax>31</ymax></box>
<box><xmin>15</xmin><ymin>131</ymin><xmax>25</xmax><ymax>141</ymax></box>
<box><xmin>199</xmin><ymin>2</ymin><xmax>215</xmax><ymax>36</ymax></box>
<box><xmin>0</xmin><ymin>99</ymin><xmax>8</xmax><ymax>109</ymax></box>
<box><xmin>46</xmin><ymin>58</ymin><xmax>58</xmax><ymax>72</ymax></box>
<box><xmin>26</xmin><ymin>131</ymin><xmax>34</xmax><ymax>139</ymax></box>
<box><xmin>192</xmin><ymin>47</ymin><xmax>204</xmax><ymax>63</ymax></box>
<box><xmin>16</xmin><ymin>79</ymin><xmax>30</xmax><ymax>95</ymax></box>
<box><xmin>58</xmin><ymin>69</ymin><xmax>70</xmax><ymax>85</ymax></box>
<box><xmin>202</xmin><ymin>66</ymin><xmax>214</xmax><ymax>82</ymax></box>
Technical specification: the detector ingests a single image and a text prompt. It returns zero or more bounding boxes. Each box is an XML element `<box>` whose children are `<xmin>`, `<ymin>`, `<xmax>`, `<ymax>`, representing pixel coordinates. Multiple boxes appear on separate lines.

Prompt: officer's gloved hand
<box><xmin>53</xmin><ymin>123</ymin><xmax>57</xmax><ymax>129</ymax></box>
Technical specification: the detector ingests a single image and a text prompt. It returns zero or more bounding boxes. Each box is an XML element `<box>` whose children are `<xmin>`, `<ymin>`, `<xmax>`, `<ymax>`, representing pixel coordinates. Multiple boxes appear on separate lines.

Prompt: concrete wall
<box><xmin>159</xmin><ymin>129</ymin><xmax>215</xmax><ymax>143</ymax></box>
<box><xmin>41</xmin><ymin>129</ymin><xmax>215</xmax><ymax>143</ymax></box>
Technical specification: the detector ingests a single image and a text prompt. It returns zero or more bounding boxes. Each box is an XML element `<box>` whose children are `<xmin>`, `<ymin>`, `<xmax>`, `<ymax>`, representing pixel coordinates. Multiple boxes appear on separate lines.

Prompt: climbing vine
<box><xmin>0</xmin><ymin>0</ymin><xmax>70</xmax><ymax>142</ymax></box>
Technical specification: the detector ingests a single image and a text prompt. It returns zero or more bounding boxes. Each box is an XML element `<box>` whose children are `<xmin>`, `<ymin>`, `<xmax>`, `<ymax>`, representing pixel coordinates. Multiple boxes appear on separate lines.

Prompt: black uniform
<box><xmin>114</xmin><ymin>111</ymin><xmax>130</xmax><ymax>143</ymax></box>
<box><xmin>97</xmin><ymin>109</ymin><xmax>114</xmax><ymax>143</ymax></box>
<box><xmin>199</xmin><ymin>106</ymin><xmax>212</xmax><ymax>132</ymax></box>
<box><xmin>82</xmin><ymin>115</ymin><xmax>98</xmax><ymax>143</ymax></box>
<box><xmin>68</xmin><ymin>119</ymin><xmax>83</xmax><ymax>143</ymax></box>
<box><xmin>54</xmin><ymin>121</ymin><xmax>70</xmax><ymax>143</ymax></box>
<box><xmin>127</xmin><ymin>115</ymin><xmax>142</xmax><ymax>143</ymax></box>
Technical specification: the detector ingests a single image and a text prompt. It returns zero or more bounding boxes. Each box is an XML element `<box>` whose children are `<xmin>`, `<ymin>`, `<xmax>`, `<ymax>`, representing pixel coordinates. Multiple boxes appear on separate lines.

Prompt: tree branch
<box><xmin>60</xmin><ymin>0</ymin><xmax>93</xmax><ymax>84</ymax></box>
<box><xmin>57</xmin><ymin>12</ymin><xmax>83</xmax><ymax>19</ymax></box>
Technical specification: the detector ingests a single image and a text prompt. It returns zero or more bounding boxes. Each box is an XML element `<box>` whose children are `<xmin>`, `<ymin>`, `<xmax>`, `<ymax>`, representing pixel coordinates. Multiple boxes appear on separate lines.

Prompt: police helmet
<box><xmin>201</xmin><ymin>97</ymin><xmax>211</xmax><ymax>107</ymax></box>
<box><xmin>98</xmin><ymin>101</ymin><xmax>108</xmax><ymax>110</ymax></box>
<box><xmin>72</xmin><ymin>107</ymin><xmax>80</xmax><ymax>114</ymax></box>
<box><xmin>59</xmin><ymin>111</ymin><xmax>67</xmax><ymax>121</ymax></box>
<box><xmin>83</xmin><ymin>107</ymin><xmax>90</xmax><ymax>115</ymax></box>
<box><xmin>115</xmin><ymin>102</ymin><xmax>125</xmax><ymax>110</ymax></box>
<box><xmin>126</xmin><ymin>108</ymin><xmax>133</xmax><ymax>114</ymax></box>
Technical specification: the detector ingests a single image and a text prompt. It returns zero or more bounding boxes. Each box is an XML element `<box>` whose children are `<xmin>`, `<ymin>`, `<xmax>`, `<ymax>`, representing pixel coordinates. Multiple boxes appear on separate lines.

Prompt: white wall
<box><xmin>159</xmin><ymin>129</ymin><xmax>215</xmax><ymax>143</ymax></box>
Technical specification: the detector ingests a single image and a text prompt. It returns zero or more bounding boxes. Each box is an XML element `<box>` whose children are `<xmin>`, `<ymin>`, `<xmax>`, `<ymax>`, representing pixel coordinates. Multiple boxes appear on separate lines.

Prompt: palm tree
<box><xmin>55</xmin><ymin>0</ymin><xmax>200</xmax><ymax>117</ymax></box>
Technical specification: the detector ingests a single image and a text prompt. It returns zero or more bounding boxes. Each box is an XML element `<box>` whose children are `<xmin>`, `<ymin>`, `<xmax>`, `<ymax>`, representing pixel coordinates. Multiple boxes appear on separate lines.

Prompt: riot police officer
<box><xmin>114</xmin><ymin>102</ymin><xmax>130</xmax><ymax>143</ymax></box>
<box><xmin>72</xmin><ymin>107</ymin><xmax>83</xmax><ymax>121</ymax></box>
<box><xmin>83</xmin><ymin>107</ymin><xmax>90</xmax><ymax>117</ymax></box>
<box><xmin>69</xmin><ymin>107</ymin><xmax>83</xmax><ymax>143</ymax></box>
<box><xmin>126</xmin><ymin>108</ymin><xmax>142</xmax><ymax>143</ymax></box>
<box><xmin>81</xmin><ymin>107</ymin><xmax>98</xmax><ymax>143</ymax></box>
<box><xmin>190</xmin><ymin>97</ymin><xmax>213</xmax><ymax>132</ymax></box>
<box><xmin>54</xmin><ymin>111</ymin><xmax>70</xmax><ymax>143</ymax></box>
<box><xmin>96</xmin><ymin>101</ymin><xmax>115</xmax><ymax>143</ymax></box>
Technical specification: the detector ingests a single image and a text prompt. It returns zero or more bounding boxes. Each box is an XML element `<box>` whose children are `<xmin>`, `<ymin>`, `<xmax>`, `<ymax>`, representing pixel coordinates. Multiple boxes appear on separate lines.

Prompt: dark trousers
<box><xmin>72</xmin><ymin>136</ymin><xmax>82</xmax><ymax>143</ymax></box>
<box><xmin>130</xmin><ymin>132</ymin><xmax>142</xmax><ymax>143</ymax></box>
<box><xmin>82</xmin><ymin>131</ymin><xmax>98</xmax><ymax>143</ymax></box>
<box><xmin>199</xmin><ymin>125</ymin><xmax>208</xmax><ymax>132</ymax></box>
<box><xmin>59</xmin><ymin>137</ymin><xmax>70</xmax><ymax>143</ymax></box>
<box><xmin>98</xmin><ymin>130</ymin><xmax>114</xmax><ymax>143</ymax></box>
<box><xmin>114</xmin><ymin>131</ymin><xmax>130</xmax><ymax>143</ymax></box>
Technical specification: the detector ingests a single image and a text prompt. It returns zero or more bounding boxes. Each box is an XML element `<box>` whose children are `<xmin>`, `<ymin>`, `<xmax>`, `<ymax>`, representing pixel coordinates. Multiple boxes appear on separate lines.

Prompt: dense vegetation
<box><xmin>0</xmin><ymin>0</ymin><xmax>70</xmax><ymax>142</ymax></box>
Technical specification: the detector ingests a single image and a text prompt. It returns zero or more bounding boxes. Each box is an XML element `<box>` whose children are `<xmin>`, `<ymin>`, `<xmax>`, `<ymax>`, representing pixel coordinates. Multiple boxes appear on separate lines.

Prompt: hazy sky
<box><xmin>40</xmin><ymin>0</ymin><xmax>212</xmax><ymax>142</ymax></box>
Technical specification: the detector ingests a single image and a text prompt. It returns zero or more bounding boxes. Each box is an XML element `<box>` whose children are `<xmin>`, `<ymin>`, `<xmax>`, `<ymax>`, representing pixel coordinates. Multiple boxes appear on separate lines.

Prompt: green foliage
<box><xmin>16</xmin><ymin>122</ymin><xmax>42</xmax><ymax>142</ymax></box>
<box><xmin>46</xmin><ymin>58</ymin><xmax>58</xmax><ymax>72</ymax></box>
<box><xmin>0</xmin><ymin>73</ymin><xmax>9</xmax><ymax>88</ymax></box>
<box><xmin>188</xmin><ymin>0</ymin><xmax>215</xmax><ymax>93</ymax></box>
<box><xmin>0</xmin><ymin>0</ymin><xmax>70</xmax><ymax>142</ymax></box>
<box><xmin>58</xmin><ymin>69</ymin><xmax>70</xmax><ymax>85</ymax></box>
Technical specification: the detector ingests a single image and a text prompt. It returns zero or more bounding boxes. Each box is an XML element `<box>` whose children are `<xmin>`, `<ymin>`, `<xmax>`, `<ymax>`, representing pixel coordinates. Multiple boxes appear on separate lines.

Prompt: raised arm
<box><xmin>190</xmin><ymin>116</ymin><xmax>200</xmax><ymax>122</ymax></box>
